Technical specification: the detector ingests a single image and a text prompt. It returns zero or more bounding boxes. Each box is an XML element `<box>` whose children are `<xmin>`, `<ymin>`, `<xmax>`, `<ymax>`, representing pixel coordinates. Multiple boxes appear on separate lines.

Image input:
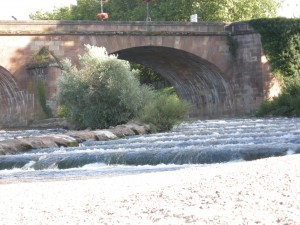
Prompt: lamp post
<box><xmin>145</xmin><ymin>0</ymin><xmax>151</xmax><ymax>22</ymax></box>
<box><xmin>100</xmin><ymin>0</ymin><xmax>103</xmax><ymax>13</ymax></box>
<box><xmin>96</xmin><ymin>0</ymin><xmax>109</xmax><ymax>20</ymax></box>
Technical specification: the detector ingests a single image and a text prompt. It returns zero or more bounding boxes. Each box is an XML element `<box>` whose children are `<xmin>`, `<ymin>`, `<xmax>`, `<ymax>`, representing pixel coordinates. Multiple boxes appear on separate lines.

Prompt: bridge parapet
<box><xmin>0</xmin><ymin>21</ymin><xmax>229</xmax><ymax>36</ymax></box>
<box><xmin>225</xmin><ymin>22</ymin><xmax>256</xmax><ymax>35</ymax></box>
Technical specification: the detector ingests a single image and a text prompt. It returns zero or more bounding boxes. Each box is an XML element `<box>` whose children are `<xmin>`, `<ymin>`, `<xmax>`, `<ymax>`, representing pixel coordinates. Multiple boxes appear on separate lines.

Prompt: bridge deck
<box><xmin>0</xmin><ymin>21</ymin><xmax>253</xmax><ymax>36</ymax></box>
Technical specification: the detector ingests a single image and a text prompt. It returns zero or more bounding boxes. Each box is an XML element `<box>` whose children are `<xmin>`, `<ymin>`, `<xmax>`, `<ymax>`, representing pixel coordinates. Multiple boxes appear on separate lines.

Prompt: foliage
<box><xmin>37</xmin><ymin>81</ymin><xmax>52</xmax><ymax>118</ymax></box>
<box><xmin>255</xmin><ymin>80</ymin><xmax>300</xmax><ymax>117</ymax></box>
<box><xmin>249</xmin><ymin>18</ymin><xmax>300</xmax><ymax>79</ymax></box>
<box><xmin>281</xmin><ymin>34</ymin><xmax>300</xmax><ymax>78</ymax></box>
<box><xmin>27</xmin><ymin>47</ymin><xmax>60</xmax><ymax>68</ymax></box>
<box><xmin>138</xmin><ymin>92</ymin><xmax>190</xmax><ymax>131</ymax></box>
<box><xmin>250</xmin><ymin>18</ymin><xmax>300</xmax><ymax>117</ymax></box>
<box><xmin>193</xmin><ymin>0</ymin><xmax>280</xmax><ymax>22</ymax></box>
<box><xmin>30</xmin><ymin>0</ymin><xmax>100</xmax><ymax>20</ymax></box>
<box><xmin>30</xmin><ymin>0</ymin><xmax>281</xmax><ymax>22</ymax></box>
<box><xmin>56</xmin><ymin>105</ymin><xmax>70</xmax><ymax>118</ymax></box>
<box><xmin>30</xmin><ymin>7</ymin><xmax>72</xmax><ymax>20</ymax></box>
<box><xmin>105</xmin><ymin>0</ymin><xmax>279</xmax><ymax>22</ymax></box>
<box><xmin>57</xmin><ymin>45</ymin><xmax>154</xmax><ymax>129</ymax></box>
<box><xmin>131</xmin><ymin>63</ymin><xmax>169</xmax><ymax>89</ymax></box>
<box><xmin>104</xmin><ymin>0</ymin><xmax>145</xmax><ymax>21</ymax></box>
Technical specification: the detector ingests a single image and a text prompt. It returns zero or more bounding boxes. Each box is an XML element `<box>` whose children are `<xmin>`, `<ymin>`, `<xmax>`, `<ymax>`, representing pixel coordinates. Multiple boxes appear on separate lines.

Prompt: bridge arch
<box><xmin>115</xmin><ymin>46</ymin><xmax>233</xmax><ymax>117</ymax></box>
<box><xmin>0</xmin><ymin>21</ymin><xmax>278</xmax><ymax>125</ymax></box>
<box><xmin>0</xmin><ymin>66</ymin><xmax>27</xmax><ymax>127</ymax></box>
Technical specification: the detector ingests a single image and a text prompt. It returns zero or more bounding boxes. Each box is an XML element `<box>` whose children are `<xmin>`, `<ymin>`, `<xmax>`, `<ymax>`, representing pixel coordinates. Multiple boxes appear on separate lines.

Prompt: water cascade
<box><xmin>0</xmin><ymin>118</ymin><xmax>299</xmax><ymax>181</ymax></box>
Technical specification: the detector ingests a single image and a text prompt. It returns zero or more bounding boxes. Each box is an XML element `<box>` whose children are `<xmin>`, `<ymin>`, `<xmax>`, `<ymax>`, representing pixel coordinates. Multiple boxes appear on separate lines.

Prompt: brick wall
<box><xmin>0</xmin><ymin>21</ymin><xmax>279</xmax><ymax>126</ymax></box>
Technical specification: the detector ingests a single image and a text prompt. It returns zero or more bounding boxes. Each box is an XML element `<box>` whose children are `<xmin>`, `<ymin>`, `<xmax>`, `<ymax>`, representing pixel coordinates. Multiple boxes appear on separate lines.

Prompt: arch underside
<box><xmin>0</xmin><ymin>66</ymin><xmax>26</xmax><ymax>127</ymax></box>
<box><xmin>115</xmin><ymin>46</ymin><xmax>234</xmax><ymax>117</ymax></box>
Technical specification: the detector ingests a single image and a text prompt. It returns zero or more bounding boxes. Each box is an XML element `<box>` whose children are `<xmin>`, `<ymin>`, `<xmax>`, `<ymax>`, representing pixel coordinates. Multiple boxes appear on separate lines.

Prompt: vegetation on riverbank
<box><xmin>255</xmin><ymin>80</ymin><xmax>300</xmax><ymax>117</ymax></box>
<box><xmin>250</xmin><ymin>18</ymin><xmax>300</xmax><ymax>117</ymax></box>
<box><xmin>30</xmin><ymin>0</ymin><xmax>290</xmax><ymax>119</ymax></box>
<box><xmin>138</xmin><ymin>88</ymin><xmax>190</xmax><ymax>132</ymax></box>
<box><xmin>57</xmin><ymin>45</ymin><xmax>189</xmax><ymax>131</ymax></box>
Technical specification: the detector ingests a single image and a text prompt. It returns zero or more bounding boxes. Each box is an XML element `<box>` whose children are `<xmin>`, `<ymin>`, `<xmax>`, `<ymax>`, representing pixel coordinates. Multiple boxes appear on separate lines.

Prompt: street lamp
<box><xmin>96</xmin><ymin>0</ymin><xmax>109</xmax><ymax>20</ymax></box>
<box><xmin>145</xmin><ymin>0</ymin><xmax>152</xmax><ymax>22</ymax></box>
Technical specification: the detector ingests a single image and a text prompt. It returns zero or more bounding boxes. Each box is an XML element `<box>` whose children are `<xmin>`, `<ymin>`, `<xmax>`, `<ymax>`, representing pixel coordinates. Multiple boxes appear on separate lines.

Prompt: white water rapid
<box><xmin>0</xmin><ymin>118</ymin><xmax>299</xmax><ymax>181</ymax></box>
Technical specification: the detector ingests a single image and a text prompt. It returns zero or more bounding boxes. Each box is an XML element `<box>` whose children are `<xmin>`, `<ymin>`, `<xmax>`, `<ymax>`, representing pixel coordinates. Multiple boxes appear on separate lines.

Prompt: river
<box><xmin>0</xmin><ymin>118</ymin><xmax>299</xmax><ymax>182</ymax></box>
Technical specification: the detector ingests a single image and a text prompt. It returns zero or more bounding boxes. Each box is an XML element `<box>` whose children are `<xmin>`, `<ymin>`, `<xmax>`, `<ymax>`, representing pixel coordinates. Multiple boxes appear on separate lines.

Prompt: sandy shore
<box><xmin>0</xmin><ymin>154</ymin><xmax>300</xmax><ymax>225</ymax></box>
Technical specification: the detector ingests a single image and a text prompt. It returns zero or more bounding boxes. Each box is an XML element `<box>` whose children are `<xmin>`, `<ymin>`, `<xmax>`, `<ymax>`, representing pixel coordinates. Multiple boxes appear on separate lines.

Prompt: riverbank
<box><xmin>0</xmin><ymin>154</ymin><xmax>299</xmax><ymax>224</ymax></box>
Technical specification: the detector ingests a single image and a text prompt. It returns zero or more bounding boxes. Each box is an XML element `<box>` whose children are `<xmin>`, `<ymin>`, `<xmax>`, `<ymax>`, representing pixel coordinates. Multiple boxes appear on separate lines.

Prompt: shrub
<box><xmin>255</xmin><ymin>80</ymin><xmax>300</xmax><ymax>117</ymax></box>
<box><xmin>250</xmin><ymin>18</ymin><xmax>300</xmax><ymax>117</ymax></box>
<box><xmin>249</xmin><ymin>18</ymin><xmax>300</xmax><ymax>79</ymax></box>
<box><xmin>281</xmin><ymin>34</ymin><xmax>300</xmax><ymax>78</ymax></box>
<box><xmin>138</xmin><ymin>92</ymin><xmax>190</xmax><ymax>131</ymax></box>
<box><xmin>57</xmin><ymin>45</ymin><xmax>154</xmax><ymax>129</ymax></box>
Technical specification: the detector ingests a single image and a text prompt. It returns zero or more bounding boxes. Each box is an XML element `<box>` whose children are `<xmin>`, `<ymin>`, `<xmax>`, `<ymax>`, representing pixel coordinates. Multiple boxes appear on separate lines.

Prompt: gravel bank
<box><xmin>0</xmin><ymin>154</ymin><xmax>299</xmax><ymax>225</ymax></box>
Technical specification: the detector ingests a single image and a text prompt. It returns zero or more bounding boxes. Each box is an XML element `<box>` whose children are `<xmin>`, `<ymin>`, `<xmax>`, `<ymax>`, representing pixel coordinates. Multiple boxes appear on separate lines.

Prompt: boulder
<box><xmin>46</xmin><ymin>134</ymin><xmax>79</xmax><ymax>147</ymax></box>
<box><xmin>64</xmin><ymin>131</ymin><xmax>96</xmax><ymax>143</ymax></box>
<box><xmin>109</xmin><ymin>125</ymin><xmax>136</xmax><ymax>137</ymax></box>
<box><xmin>0</xmin><ymin>122</ymin><xmax>152</xmax><ymax>155</ymax></box>
<box><xmin>125</xmin><ymin>123</ymin><xmax>150</xmax><ymax>135</ymax></box>
<box><xmin>19</xmin><ymin>137</ymin><xmax>57</xmax><ymax>149</ymax></box>
<box><xmin>92</xmin><ymin>130</ymin><xmax>118</xmax><ymax>141</ymax></box>
<box><xmin>0</xmin><ymin>139</ymin><xmax>32</xmax><ymax>155</ymax></box>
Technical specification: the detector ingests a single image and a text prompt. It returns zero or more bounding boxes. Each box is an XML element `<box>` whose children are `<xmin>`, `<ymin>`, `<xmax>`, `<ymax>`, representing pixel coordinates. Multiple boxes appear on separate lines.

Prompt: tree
<box><xmin>57</xmin><ymin>45</ymin><xmax>154</xmax><ymax>129</ymax></box>
<box><xmin>193</xmin><ymin>0</ymin><xmax>280</xmax><ymax>22</ymax></box>
<box><xmin>104</xmin><ymin>0</ymin><xmax>144</xmax><ymax>21</ymax></box>
<box><xmin>250</xmin><ymin>18</ymin><xmax>300</xmax><ymax>117</ymax></box>
<box><xmin>30</xmin><ymin>0</ymin><xmax>281</xmax><ymax>22</ymax></box>
<box><xmin>131</xmin><ymin>63</ymin><xmax>170</xmax><ymax>89</ymax></box>
<box><xmin>30</xmin><ymin>0</ymin><xmax>100</xmax><ymax>20</ymax></box>
<box><xmin>30</xmin><ymin>7</ymin><xmax>72</xmax><ymax>20</ymax></box>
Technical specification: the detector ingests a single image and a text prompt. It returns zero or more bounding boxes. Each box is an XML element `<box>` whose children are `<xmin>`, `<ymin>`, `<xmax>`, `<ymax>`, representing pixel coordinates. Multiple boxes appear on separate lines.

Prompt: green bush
<box><xmin>249</xmin><ymin>18</ymin><xmax>300</xmax><ymax>79</ymax></box>
<box><xmin>56</xmin><ymin>105</ymin><xmax>70</xmax><ymax>118</ymax></box>
<box><xmin>138</xmin><ymin>92</ymin><xmax>190</xmax><ymax>131</ymax></box>
<box><xmin>57</xmin><ymin>45</ymin><xmax>154</xmax><ymax>129</ymax></box>
<box><xmin>281</xmin><ymin>34</ymin><xmax>300</xmax><ymax>78</ymax></box>
<box><xmin>250</xmin><ymin>18</ymin><xmax>300</xmax><ymax>117</ymax></box>
<box><xmin>255</xmin><ymin>80</ymin><xmax>300</xmax><ymax>117</ymax></box>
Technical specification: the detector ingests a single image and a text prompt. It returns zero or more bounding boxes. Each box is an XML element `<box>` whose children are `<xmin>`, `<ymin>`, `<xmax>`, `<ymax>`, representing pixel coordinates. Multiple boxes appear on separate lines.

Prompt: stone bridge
<box><xmin>0</xmin><ymin>21</ymin><xmax>279</xmax><ymax>127</ymax></box>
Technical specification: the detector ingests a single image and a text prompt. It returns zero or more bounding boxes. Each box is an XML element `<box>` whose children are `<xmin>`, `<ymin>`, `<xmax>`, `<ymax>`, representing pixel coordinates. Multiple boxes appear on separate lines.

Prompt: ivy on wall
<box><xmin>37</xmin><ymin>80</ymin><xmax>52</xmax><ymax>118</ymax></box>
<box><xmin>249</xmin><ymin>18</ymin><xmax>300</xmax><ymax>79</ymax></box>
<box><xmin>250</xmin><ymin>18</ymin><xmax>300</xmax><ymax>117</ymax></box>
<box><xmin>227</xmin><ymin>35</ymin><xmax>238</xmax><ymax>59</ymax></box>
<box><xmin>27</xmin><ymin>46</ymin><xmax>61</xmax><ymax>69</ymax></box>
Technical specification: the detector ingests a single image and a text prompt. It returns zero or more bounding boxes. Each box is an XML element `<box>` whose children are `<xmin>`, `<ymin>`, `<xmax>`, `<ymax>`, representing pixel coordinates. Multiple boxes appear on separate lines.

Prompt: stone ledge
<box><xmin>0</xmin><ymin>31</ymin><xmax>231</xmax><ymax>36</ymax></box>
<box><xmin>0</xmin><ymin>122</ymin><xmax>151</xmax><ymax>155</ymax></box>
<box><xmin>0</xmin><ymin>20</ymin><xmax>227</xmax><ymax>27</ymax></box>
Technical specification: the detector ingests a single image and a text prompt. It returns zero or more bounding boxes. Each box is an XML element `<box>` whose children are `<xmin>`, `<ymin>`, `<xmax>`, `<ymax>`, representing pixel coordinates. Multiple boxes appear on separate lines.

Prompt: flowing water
<box><xmin>0</xmin><ymin>118</ymin><xmax>299</xmax><ymax>181</ymax></box>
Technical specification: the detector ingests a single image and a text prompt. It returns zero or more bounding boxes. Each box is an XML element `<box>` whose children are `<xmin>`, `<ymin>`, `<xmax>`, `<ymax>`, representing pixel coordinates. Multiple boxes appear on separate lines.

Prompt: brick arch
<box><xmin>0</xmin><ymin>21</ymin><xmax>278</xmax><ymax>123</ymax></box>
<box><xmin>115</xmin><ymin>46</ymin><xmax>234</xmax><ymax>117</ymax></box>
<box><xmin>0</xmin><ymin>66</ymin><xmax>27</xmax><ymax>127</ymax></box>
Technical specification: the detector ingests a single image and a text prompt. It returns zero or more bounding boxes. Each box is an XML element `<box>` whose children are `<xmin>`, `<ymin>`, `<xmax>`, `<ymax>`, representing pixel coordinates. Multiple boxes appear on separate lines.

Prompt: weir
<box><xmin>0</xmin><ymin>118</ymin><xmax>299</xmax><ymax>180</ymax></box>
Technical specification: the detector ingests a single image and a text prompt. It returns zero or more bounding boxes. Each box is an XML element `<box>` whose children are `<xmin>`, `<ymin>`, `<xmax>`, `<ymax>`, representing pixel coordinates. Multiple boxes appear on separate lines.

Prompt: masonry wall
<box><xmin>0</xmin><ymin>21</ymin><xmax>278</xmax><ymax>126</ymax></box>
